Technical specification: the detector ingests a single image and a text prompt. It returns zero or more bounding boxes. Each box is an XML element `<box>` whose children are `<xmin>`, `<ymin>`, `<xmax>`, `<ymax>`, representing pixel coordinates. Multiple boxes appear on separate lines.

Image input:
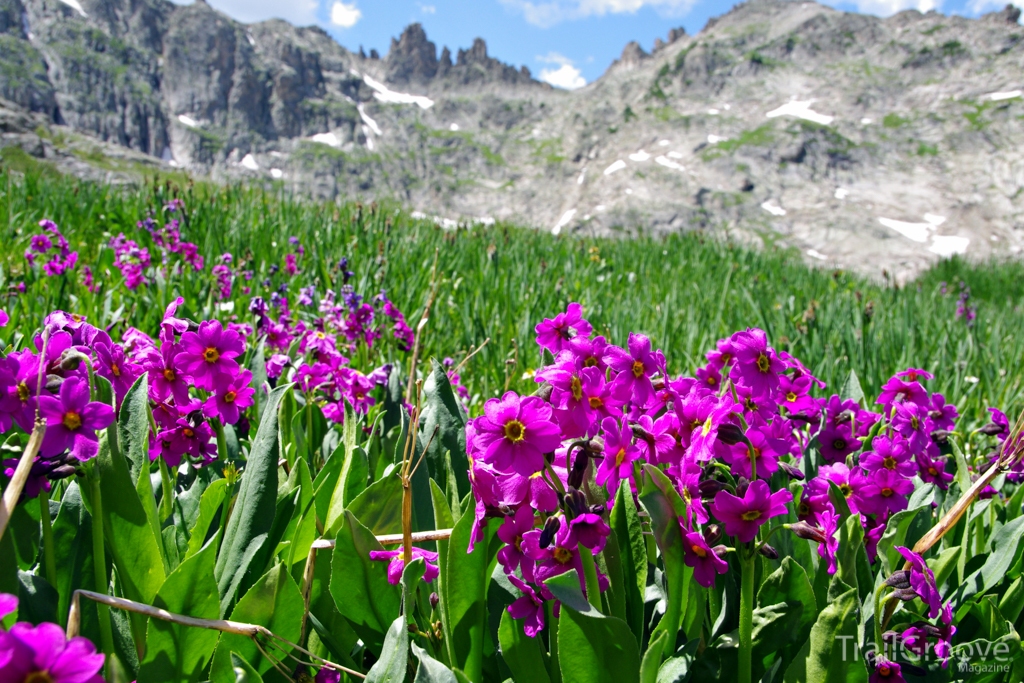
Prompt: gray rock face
<box><xmin>2</xmin><ymin>0</ymin><xmax>1024</xmax><ymax>279</ymax></box>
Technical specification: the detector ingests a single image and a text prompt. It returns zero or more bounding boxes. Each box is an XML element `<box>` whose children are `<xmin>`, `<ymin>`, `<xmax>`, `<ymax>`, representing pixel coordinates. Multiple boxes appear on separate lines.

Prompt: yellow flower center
<box><xmin>631</xmin><ymin>359</ymin><xmax>645</xmax><ymax>378</ymax></box>
<box><xmin>203</xmin><ymin>347</ymin><xmax>220</xmax><ymax>363</ymax></box>
<box><xmin>883</xmin><ymin>456</ymin><xmax>897</xmax><ymax>470</ymax></box>
<box><xmin>588</xmin><ymin>396</ymin><xmax>603</xmax><ymax>410</ymax></box>
<box><xmin>25</xmin><ymin>672</ymin><xmax>54</xmax><ymax>683</ymax></box>
<box><xmin>691</xmin><ymin>543</ymin><xmax>707</xmax><ymax>558</ymax></box>
<box><xmin>62</xmin><ymin>411</ymin><xmax>82</xmax><ymax>431</ymax></box>
<box><xmin>786</xmin><ymin>392</ymin><xmax>797</xmax><ymax>402</ymax></box>
<box><xmin>741</xmin><ymin>510</ymin><xmax>762</xmax><ymax>521</ymax></box>
<box><xmin>910</xmin><ymin>416</ymin><xmax>919</xmax><ymax>430</ymax></box>
<box><xmin>224</xmin><ymin>390</ymin><xmax>237</xmax><ymax>404</ymax></box>
<box><xmin>701</xmin><ymin>416</ymin><xmax>713</xmax><ymax>437</ymax></box>
<box><xmin>928</xmin><ymin>466</ymin><xmax>937</xmax><ymax>476</ymax></box>
<box><xmin>570</xmin><ymin>375</ymin><xmax>582</xmax><ymax>402</ymax></box>
<box><xmin>504</xmin><ymin>420</ymin><xmax>526</xmax><ymax>443</ymax></box>
<box><xmin>183</xmin><ymin>427</ymin><xmax>195</xmax><ymax>438</ymax></box>
<box><xmin>17</xmin><ymin>382</ymin><xmax>29</xmax><ymax>402</ymax></box>
<box><xmin>614</xmin><ymin>448</ymin><xmax>627</xmax><ymax>467</ymax></box>
<box><xmin>111</xmin><ymin>362</ymin><xmax>121</xmax><ymax>377</ymax></box>
<box><xmin>839</xmin><ymin>483</ymin><xmax>853</xmax><ymax>497</ymax></box>
<box><xmin>832</xmin><ymin>438</ymin><xmax>847</xmax><ymax>450</ymax></box>
<box><xmin>552</xmin><ymin>546</ymin><xmax>573</xmax><ymax>564</ymax></box>
<box><xmin>756</xmin><ymin>353</ymin><xmax>771</xmax><ymax>373</ymax></box>
<box><xmin>583</xmin><ymin>356</ymin><xmax>598</xmax><ymax>368</ymax></box>
<box><xmin>163</xmin><ymin>368</ymin><xmax>176</xmax><ymax>382</ymax></box>
<box><xmin>880</xmin><ymin>487</ymin><xmax>893</xmax><ymax>497</ymax></box>
<box><xmin>707</xmin><ymin>375</ymin><xmax>717</xmax><ymax>386</ymax></box>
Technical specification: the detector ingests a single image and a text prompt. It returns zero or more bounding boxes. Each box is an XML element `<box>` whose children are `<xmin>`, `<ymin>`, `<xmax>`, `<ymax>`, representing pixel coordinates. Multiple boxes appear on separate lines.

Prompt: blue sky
<box><xmin>170</xmin><ymin>0</ymin><xmax>1018</xmax><ymax>87</ymax></box>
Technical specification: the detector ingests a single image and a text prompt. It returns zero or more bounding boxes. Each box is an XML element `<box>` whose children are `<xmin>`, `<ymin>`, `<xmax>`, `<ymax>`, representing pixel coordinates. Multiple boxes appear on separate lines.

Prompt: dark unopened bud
<box><xmin>49</xmin><ymin>464</ymin><xmax>78</xmax><ymax>480</ymax></box>
<box><xmin>885</xmin><ymin>570</ymin><xmax>912</xmax><ymax>589</ymax></box>
<box><xmin>429</xmin><ymin>592</ymin><xmax>440</xmax><ymax>609</ymax></box>
<box><xmin>698</xmin><ymin>479</ymin><xmax>726</xmax><ymax>497</ymax></box>
<box><xmin>778</xmin><ymin>462</ymin><xmax>805</xmax><ymax>481</ymax></box>
<box><xmin>184</xmin><ymin>319</ymin><xmax>201</xmax><ymax>333</ymax></box>
<box><xmin>589</xmin><ymin>504</ymin><xmax>605</xmax><ymax>515</ymax></box>
<box><xmin>567</xmin><ymin>448</ymin><xmax>589</xmax><ymax>490</ymax></box>
<box><xmin>930</xmin><ymin>430</ymin><xmax>951</xmax><ymax>446</ymax></box>
<box><xmin>893</xmin><ymin>587</ymin><xmax>919</xmax><ymax>602</ymax></box>
<box><xmin>703</xmin><ymin>524</ymin><xmax>723</xmax><ymax>546</ymax></box>
<box><xmin>717</xmin><ymin>423</ymin><xmax>746</xmax><ymax>446</ymax></box>
<box><xmin>538</xmin><ymin>516</ymin><xmax>561</xmax><ymax>549</ymax></box>
<box><xmin>59</xmin><ymin>350</ymin><xmax>89</xmax><ymax>371</ymax></box>
<box><xmin>45</xmin><ymin>374</ymin><xmax>64</xmax><ymax>392</ymax></box>
<box><xmin>630</xmin><ymin>424</ymin><xmax>655</xmax><ymax>443</ymax></box>
<box><xmin>564</xmin><ymin>489</ymin><xmax>588</xmax><ymax>518</ymax></box>
<box><xmin>735</xmin><ymin>477</ymin><xmax>750</xmax><ymax>498</ymax></box>
<box><xmin>408</xmin><ymin>623</ymin><xmax>418</xmax><ymax>633</ymax></box>
<box><xmin>758</xmin><ymin>544</ymin><xmax>779</xmax><ymax>560</ymax></box>
<box><xmin>834</xmin><ymin>409</ymin><xmax>855</xmax><ymax>425</ymax></box>
<box><xmin>980</xmin><ymin>423</ymin><xmax>1005</xmax><ymax>436</ymax></box>
<box><xmin>789</xmin><ymin>521</ymin><xmax>826</xmax><ymax>544</ymax></box>
<box><xmin>532</xmin><ymin>382</ymin><xmax>553</xmax><ymax>401</ymax></box>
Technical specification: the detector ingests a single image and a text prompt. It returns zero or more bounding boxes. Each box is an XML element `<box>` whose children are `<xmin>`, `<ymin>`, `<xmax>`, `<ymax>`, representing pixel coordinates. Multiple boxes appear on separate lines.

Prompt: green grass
<box><xmin>1</xmin><ymin>164</ymin><xmax>1023</xmax><ymax>422</ymax></box>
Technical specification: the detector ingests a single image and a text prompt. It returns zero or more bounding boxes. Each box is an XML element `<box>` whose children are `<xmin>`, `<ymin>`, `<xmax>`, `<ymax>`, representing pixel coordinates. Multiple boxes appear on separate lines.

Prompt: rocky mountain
<box><xmin>2</xmin><ymin>0</ymin><xmax>1024</xmax><ymax>278</ymax></box>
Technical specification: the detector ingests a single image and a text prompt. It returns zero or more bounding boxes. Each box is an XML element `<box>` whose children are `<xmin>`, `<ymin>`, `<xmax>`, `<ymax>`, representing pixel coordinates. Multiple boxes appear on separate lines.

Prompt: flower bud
<box><xmin>892</xmin><ymin>587</ymin><xmax>919</xmax><ymax>602</ymax></box>
<box><xmin>698</xmin><ymin>479</ymin><xmax>726</xmax><ymax>497</ymax></box>
<box><xmin>538</xmin><ymin>516</ymin><xmax>561</xmax><ymax>549</ymax></box>
<box><xmin>703</xmin><ymin>524</ymin><xmax>723</xmax><ymax>546</ymax></box>
<box><xmin>789</xmin><ymin>520</ymin><xmax>826</xmax><ymax>544</ymax></box>
<box><xmin>884</xmin><ymin>570</ymin><xmax>912</xmax><ymax>589</ymax></box>
<box><xmin>567</xmin><ymin>449</ymin><xmax>589</xmax><ymax>490</ymax></box>
<box><xmin>59</xmin><ymin>350</ymin><xmax>89</xmax><ymax>371</ymax></box>
<box><xmin>735</xmin><ymin>477</ymin><xmax>750</xmax><ymax>498</ymax></box>
<box><xmin>49</xmin><ymin>465</ymin><xmax>78</xmax><ymax>480</ymax></box>
<box><xmin>630</xmin><ymin>424</ymin><xmax>654</xmax><ymax>443</ymax></box>
<box><xmin>834</xmin><ymin>409</ymin><xmax>855</xmax><ymax>425</ymax></box>
<box><xmin>717</xmin><ymin>423</ymin><xmax>746</xmax><ymax>446</ymax></box>
<box><xmin>532</xmin><ymin>383</ymin><xmax>553</xmax><ymax>402</ymax></box>
<box><xmin>429</xmin><ymin>592</ymin><xmax>440</xmax><ymax>609</ymax></box>
<box><xmin>980</xmin><ymin>422</ymin><xmax>1005</xmax><ymax>436</ymax></box>
<box><xmin>930</xmin><ymin>430</ymin><xmax>951</xmax><ymax>446</ymax></box>
<box><xmin>44</xmin><ymin>374</ymin><xmax>64</xmax><ymax>392</ymax></box>
<box><xmin>778</xmin><ymin>462</ymin><xmax>805</xmax><ymax>481</ymax></box>
<box><xmin>563</xmin><ymin>489</ymin><xmax>588</xmax><ymax>518</ymax></box>
<box><xmin>758</xmin><ymin>544</ymin><xmax>779</xmax><ymax>560</ymax></box>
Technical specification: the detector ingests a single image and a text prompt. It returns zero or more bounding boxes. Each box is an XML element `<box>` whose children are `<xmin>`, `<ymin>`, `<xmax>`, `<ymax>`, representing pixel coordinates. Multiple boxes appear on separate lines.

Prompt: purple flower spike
<box><xmin>38</xmin><ymin>378</ymin><xmax>115</xmax><ymax>461</ymax></box>
<box><xmin>683</xmin><ymin>531</ymin><xmax>728</xmax><ymax>588</ymax></box>
<box><xmin>710</xmin><ymin>479</ymin><xmax>792</xmax><ymax>543</ymax></box>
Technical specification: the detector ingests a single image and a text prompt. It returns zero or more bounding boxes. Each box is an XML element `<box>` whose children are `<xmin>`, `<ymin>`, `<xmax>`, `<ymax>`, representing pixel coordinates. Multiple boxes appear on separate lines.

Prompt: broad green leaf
<box><xmin>419</xmin><ymin>359</ymin><xmax>470</xmax><ymax>497</ymax></box>
<box><xmin>955</xmin><ymin>516</ymin><xmax>1024</xmax><ymax>607</ymax></box>
<box><xmin>641</xmin><ymin>631</ymin><xmax>668</xmax><ymax>683</ymax></box>
<box><xmin>230</xmin><ymin>653</ymin><xmax>264</xmax><ymax>683</ymax></box>
<box><xmin>329</xmin><ymin>511</ymin><xmax>400</xmax><ymax>654</ymax></box>
<box><xmin>366</xmin><ymin>616</ymin><xmax>410</xmax><ymax>683</ymax></box>
<box><xmin>412</xmin><ymin>642</ymin><xmax>458</xmax><ymax>683</ymax></box>
<box><xmin>50</xmin><ymin>482</ymin><xmax>95</xmax><ymax>627</ymax></box>
<box><xmin>214</xmin><ymin>383</ymin><xmax>289</xmax><ymax>615</ymax></box>
<box><xmin>313</xmin><ymin>441</ymin><xmax>346</xmax><ymax>532</ymax></box>
<box><xmin>783</xmin><ymin>576</ymin><xmax>865</xmax><ymax>683</ymax></box>
<box><xmin>639</xmin><ymin>464</ymin><xmax>688</xmax><ymax>654</ymax></box>
<box><xmin>752</xmin><ymin>557</ymin><xmax>817</xmax><ymax>680</ymax></box>
<box><xmin>184</xmin><ymin>479</ymin><xmax>229</xmax><ymax>560</ymax></box>
<box><xmin>841</xmin><ymin>369</ymin><xmax>864</xmax><ymax>405</ymax></box>
<box><xmin>341</xmin><ymin>471</ymin><xmax>404</xmax><ymax>536</ymax></box>
<box><xmin>1000</xmin><ymin>576</ymin><xmax>1024</xmax><ymax>624</ymax></box>
<box><xmin>324</xmin><ymin>444</ymin><xmax>370</xmax><ymax>534</ymax></box>
<box><xmin>547</xmin><ymin>571</ymin><xmax>641</xmax><ymax>683</ymax></box>
<box><xmin>498</xmin><ymin>609</ymin><xmax>551</xmax><ymax>683</ymax></box>
<box><xmin>609</xmin><ymin>479</ymin><xmax>646</xmax><ymax>645</ymax></box>
<box><xmin>118</xmin><ymin>375</ymin><xmax>150</xmax><ymax>484</ymax></box>
<box><xmin>444</xmin><ymin>498</ymin><xmax>497</xmax><ymax>683</ymax></box>
<box><xmin>249</xmin><ymin>338</ymin><xmax>268</xmax><ymax>423</ymax></box>
<box><xmin>877</xmin><ymin>504</ymin><xmax>930</xmax><ymax>575</ymax></box>
<box><xmin>95</xmin><ymin>425</ymin><xmax>166</xmax><ymax>606</ymax></box>
<box><xmin>210</xmin><ymin>564</ymin><xmax>303</xmax><ymax>683</ymax></box>
<box><xmin>138</xmin><ymin>532</ymin><xmax>221</xmax><ymax>683</ymax></box>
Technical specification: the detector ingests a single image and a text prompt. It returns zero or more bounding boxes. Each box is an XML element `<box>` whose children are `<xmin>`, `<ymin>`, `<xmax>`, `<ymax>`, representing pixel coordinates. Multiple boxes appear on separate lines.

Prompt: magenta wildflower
<box><xmin>928</xmin><ymin>393</ymin><xmax>958</xmax><ymax>431</ymax></box>
<box><xmin>38</xmin><ymin>378</ymin><xmax>115</xmax><ymax>461</ymax></box>
<box><xmin>203</xmin><ymin>370</ymin><xmax>255</xmax><ymax>424</ymax></box>
<box><xmin>0</xmin><ymin>622</ymin><xmax>105</xmax><ymax>683</ymax></box>
<box><xmin>869</xmin><ymin>657</ymin><xmax>905</xmax><ymax>683</ymax></box>
<box><xmin>895</xmin><ymin>546</ymin><xmax>942</xmax><ymax>619</ymax></box>
<box><xmin>856</xmin><ymin>469</ymin><xmax>912</xmax><ymax>517</ymax></box>
<box><xmin>595</xmin><ymin>417</ymin><xmax>640</xmax><ymax>493</ymax></box>
<box><xmin>140</xmin><ymin>341</ymin><xmax>192</xmax><ymax>406</ymax></box>
<box><xmin>534</xmin><ymin>302</ymin><xmax>592</xmax><ymax>355</ymax></box>
<box><xmin>876</xmin><ymin>376</ymin><xmax>928</xmax><ymax>409</ymax></box>
<box><xmin>861</xmin><ymin>434</ymin><xmax>916</xmax><ymax>478</ymax></box>
<box><xmin>777</xmin><ymin>374</ymin><xmax>817</xmax><ymax>415</ymax></box>
<box><xmin>497</xmin><ymin>506</ymin><xmax>537</xmax><ymax>581</ymax></box>
<box><xmin>816</xmin><ymin>423</ymin><xmax>861</xmax><ymax>463</ymax></box>
<box><xmin>178</xmin><ymin>320</ymin><xmax>245</xmax><ymax>391</ymax></box>
<box><xmin>710</xmin><ymin>480</ymin><xmax>792</xmax><ymax>543</ymax></box>
<box><xmin>729</xmin><ymin>328</ymin><xmax>784</xmax><ymax>398</ymax></box>
<box><xmin>817</xmin><ymin>507</ymin><xmax>840</xmax><ymax>575</ymax></box>
<box><xmin>891</xmin><ymin>401</ymin><xmax>931</xmax><ymax>452</ymax></box>
<box><xmin>683</xmin><ymin>531</ymin><xmax>728</xmax><ymax>588</ymax></box>
<box><xmin>93</xmin><ymin>338</ymin><xmax>142</xmax><ymax>405</ymax></box>
<box><xmin>473</xmin><ymin>392</ymin><xmax>562</xmax><ymax>477</ymax></box>
<box><xmin>605</xmin><ymin>333</ymin><xmax>662</xmax><ymax>407</ymax></box>
<box><xmin>368</xmin><ymin>548</ymin><xmax>439</xmax><ymax>585</ymax></box>
<box><xmin>507</xmin><ymin>575</ymin><xmax>546</xmax><ymax>638</ymax></box>
<box><xmin>315</xmin><ymin>668</ymin><xmax>341</xmax><ymax>683</ymax></box>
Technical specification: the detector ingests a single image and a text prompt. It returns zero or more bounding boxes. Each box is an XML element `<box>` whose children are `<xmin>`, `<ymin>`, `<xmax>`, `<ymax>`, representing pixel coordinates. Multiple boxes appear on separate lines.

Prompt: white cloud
<box><xmin>331</xmin><ymin>1</ymin><xmax>362</xmax><ymax>27</ymax></box>
<box><xmin>419</xmin><ymin>3</ymin><xmax>437</xmax><ymax>13</ymax></box>
<box><xmin>540</xmin><ymin>63</ymin><xmax>587</xmax><ymax>88</ymax></box>
<box><xmin>167</xmin><ymin>0</ymin><xmax>319</xmax><ymax>26</ymax></box>
<box><xmin>502</xmin><ymin>0</ymin><xmax>696</xmax><ymax>28</ymax></box>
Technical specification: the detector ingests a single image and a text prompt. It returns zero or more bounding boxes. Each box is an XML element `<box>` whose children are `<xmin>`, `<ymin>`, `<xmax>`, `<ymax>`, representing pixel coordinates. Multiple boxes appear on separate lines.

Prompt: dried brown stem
<box><xmin>309</xmin><ymin>528</ymin><xmax>454</xmax><ymax>551</ymax></box>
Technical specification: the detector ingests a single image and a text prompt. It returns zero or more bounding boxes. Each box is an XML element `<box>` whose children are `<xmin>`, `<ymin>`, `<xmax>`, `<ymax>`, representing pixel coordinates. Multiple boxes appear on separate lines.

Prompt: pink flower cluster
<box><xmin>465</xmin><ymin>303</ymin><xmax>968</xmax><ymax>639</ymax></box>
<box><xmin>0</xmin><ymin>594</ymin><xmax>105</xmax><ymax>683</ymax></box>
<box><xmin>24</xmin><ymin>220</ymin><xmax>77</xmax><ymax>277</ymax></box>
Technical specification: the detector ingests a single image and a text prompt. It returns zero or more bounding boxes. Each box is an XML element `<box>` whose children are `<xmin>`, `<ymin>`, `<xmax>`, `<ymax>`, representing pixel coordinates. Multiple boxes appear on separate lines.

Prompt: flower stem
<box><xmin>738</xmin><ymin>549</ymin><xmax>756</xmax><ymax>683</ymax></box>
<box><xmin>213</xmin><ymin>417</ymin><xmax>228</xmax><ymax>461</ymax></box>
<box><xmin>158</xmin><ymin>457</ymin><xmax>174</xmax><ymax>522</ymax></box>
<box><xmin>579</xmin><ymin>546</ymin><xmax>603</xmax><ymax>612</ymax></box>
<box><xmin>39</xmin><ymin>488</ymin><xmax>58</xmax><ymax>601</ymax></box>
<box><xmin>89</xmin><ymin>474</ymin><xmax>115</xmax><ymax>674</ymax></box>
<box><xmin>546</xmin><ymin>601</ymin><xmax>562</xmax><ymax>683</ymax></box>
<box><xmin>874</xmin><ymin>583</ymin><xmax>888</xmax><ymax>657</ymax></box>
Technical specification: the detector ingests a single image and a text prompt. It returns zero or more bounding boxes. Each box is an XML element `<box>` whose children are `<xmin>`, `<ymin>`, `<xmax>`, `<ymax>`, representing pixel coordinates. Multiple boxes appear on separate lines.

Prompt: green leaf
<box><xmin>549</xmin><ymin>571</ymin><xmax>641</xmax><ymax>683</ymax></box>
<box><xmin>324</xmin><ymin>444</ymin><xmax>370</xmax><ymax>534</ymax></box>
<box><xmin>444</xmin><ymin>497</ymin><xmax>497</xmax><ymax>683</ymax></box>
<box><xmin>229</xmin><ymin>653</ymin><xmax>264</xmax><ymax>683</ymax></box>
<box><xmin>95</xmin><ymin>423</ymin><xmax>166</xmax><ymax>606</ymax></box>
<box><xmin>314</xmin><ymin>441</ymin><xmax>346</xmax><ymax>532</ymax></box>
<box><xmin>498</xmin><ymin>609</ymin><xmax>551</xmax><ymax>683</ymax></box>
<box><xmin>639</xmin><ymin>464</ymin><xmax>688</xmax><ymax>654</ymax></box>
<box><xmin>138</xmin><ymin>532</ymin><xmax>221</xmax><ymax>683</ymax></box>
<box><xmin>214</xmin><ymin>383</ymin><xmax>289</xmax><ymax>616</ymax></box>
<box><xmin>342</xmin><ymin>471</ymin><xmax>404</xmax><ymax>536</ymax></box>
<box><xmin>419</xmin><ymin>359</ymin><xmax>470</xmax><ymax>498</ymax></box>
<box><xmin>955</xmin><ymin>516</ymin><xmax>1024</xmax><ymax>607</ymax></box>
<box><xmin>609</xmin><ymin>479</ymin><xmax>646</xmax><ymax>645</ymax></box>
<box><xmin>841</xmin><ymin>370</ymin><xmax>864</xmax><ymax>405</ymax></box>
<box><xmin>209</xmin><ymin>564</ymin><xmax>304</xmax><ymax>683</ymax></box>
<box><xmin>412</xmin><ymin>642</ymin><xmax>458</xmax><ymax>683</ymax></box>
<box><xmin>118</xmin><ymin>375</ymin><xmax>150</xmax><ymax>484</ymax></box>
<box><xmin>184</xmin><ymin>479</ymin><xmax>229</xmax><ymax>560</ymax></box>
<box><xmin>329</xmin><ymin>510</ymin><xmax>400</xmax><ymax>654</ymax></box>
<box><xmin>366</xmin><ymin>616</ymin><xmax>410</xmax><ymax>683</ymax></box>
<box><xmin>50</xmin><ymin>482</ymin><xmax>95</xmax><ymax>628</ymax></box>
<box><xmin>640</xmin><ymin>631</ymin><xmax>668</xmax><ymax>683</ymax></box>
<box><xmin>783</xmin><ymin>576</ymin><xmax>865</xmax><ymax>683</ymax></box>
<box><xmin>876</xmin><ymin>504</ymin><xmax>930</xmax><ymax>576</ymax></box>
<box><xmin>752</xmin><ymin>557</ymin><xmax>817</xmax><ymax>680</ymax></box>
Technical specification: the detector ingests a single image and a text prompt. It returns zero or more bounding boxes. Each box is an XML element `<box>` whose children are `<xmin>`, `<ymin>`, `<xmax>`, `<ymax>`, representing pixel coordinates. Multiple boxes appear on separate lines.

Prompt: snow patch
<box><xmin>59</xmin><ymin>0</ymin><xmax>86</xmax><ymax>17</ymax></box>
<box><xmin>924</xmin><ymin>213</ymin><xmax>946</xmax><ymax>227</ymax></box>
<box><xmin>362</xmin><ymin>126</ymin><xmax>375</xmax><ymax>151</ymax></box>
<box><xmin>766</xmin><ymin>100</ymin><xmax>834</xmax><ymax>126</ymax></box>
<box><xmin>707</xmin><ymin>135</ymin><xmax>728</xmax><ymax>144</ymax></box>
<box><xmin>708</xmin><ymin>108</ymin><xmax>720</xmax><ymax>115</ymax></box>
<box><xmin>807</xmin><ymin>249</ymin><xmax>827</xmax><ymax>261</ymax></box>
<box><xmin>270</xmin><ymin>168</ymin><xmax>284</xmax><ymax>179</ymax></box>
<box><xmin>667</xmin><ymin>151</ymin><xmax>683</xmax><ymax>159</ymax></box>
<box><xmin>595</xmin><ymin>205</ymin><xmax>607</xmax><ymax>211</ymax></box>
<box><xmin>655</xmin><ymin>156</ymin><xmax>684</xmax><ymax>171</ymax></box>
<box><xmin>177</xmin><ymin>115</ymin><xmax>199</xmax><ymax>128</ymax></box>
<box><xmin>658</xmin><ymin>139</ymin><xmax>671</xmax><ymax>147</ymax></box>
<box><xmin>629</xmin><ymin>150</ymin><xmax>651</xmax><ymax>162</ymax></box>
<box><xmin>577</xmin><ymin>168</ymin><xmax>586</xmax><ymax>185</ymax></box>
<box><xmin>879</xmin><ymin>217</ymin><xmax>932</xmax><ymax>243</ymax></box>
<box><xmin>358</xmin><ymin>104</ymin><xmax>382</xmax><ymax>136</ymax></box>
<box><xmin>860</xmin><ymin>117</ymin><xmax>873</xmax><ymax>125</ymax></box>
<box><xmin>363</xmin><ymin>75</ymin><xmax>434</xmax><ymax>109</ymax></box>
<box><xmin>604</xmin><ymin>160</ymin><xmax>627</xmax><ymax>176</ymax></box>
<box><xmin>240</xmin><ymin>154</ymin><xmax>259</xmax><ymax>171</ymax></box>
<box><xmin>246</xmin><ymin>31</ymin><xmax>256</xmax><ymax>46</ymax></box>
<box><xmin>834</xmin><ymin>188</ymin><xmax>849</xmax><ymax>199</ymax></box>
<box><xmin>449</xmin><ymin>123</ymin><xmax>460</xmax><ymax>131</ymax></box>
<box><xmin>929</xmin><ymin>235</ymin><xmax>969</xmax><ymax>257</ymax></box>
<box><xmin>989</xmin><ymin>90</ymin><xmax>1022</xmax><ymax>101</ymax></box>
<box><xmin>761</xmin><ymin>200</ymin><xmax>786</xmax><ymax>217</ymax></box>
<box><xmin>552</xmin><ymin>209</ymin><xmax>577</xmax><ymax>235</ymax></box>
<box><xmin>625</xmin><ymin>189</ymin><xmax>633</xmax><ymax>195</ymax></box>
<box><xmin>310</xmin><ymin>132</ymin><xmax>341</xmax><ymax>147</ymax></box>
